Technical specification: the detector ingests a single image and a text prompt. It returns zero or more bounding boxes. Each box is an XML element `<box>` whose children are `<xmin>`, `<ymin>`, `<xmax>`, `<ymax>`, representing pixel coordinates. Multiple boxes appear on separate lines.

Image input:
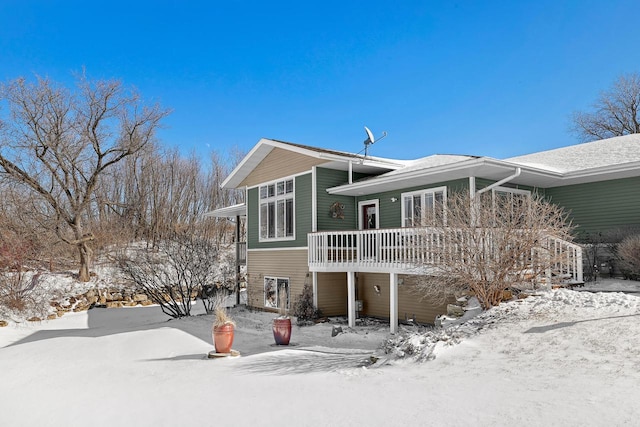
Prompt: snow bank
<box><xmin>382</xmin><ymin>288</ymin><xmax>640</xmax><ymax>362</ymax></box>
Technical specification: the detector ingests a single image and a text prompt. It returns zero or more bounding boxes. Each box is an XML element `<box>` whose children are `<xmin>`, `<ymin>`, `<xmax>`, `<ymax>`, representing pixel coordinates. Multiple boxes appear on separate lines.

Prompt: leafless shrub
<box><xmin>0</xmin><ymin>271</ymin><xmax>49</xmax><ymax>319</ymax></box>
<box><xmin>618</xmin><ymin>235</ymin><xmax>640</xmax><ymax>280</ymax></box>
<box><xmin>415</xmin><ymin>191</ymin><xmax>574</xmax><ymax>310</ymax></box>
<box><xmin>118</xmin><ymin>234</ymin><xmax>224</xmax><ymax>318</ymax></box>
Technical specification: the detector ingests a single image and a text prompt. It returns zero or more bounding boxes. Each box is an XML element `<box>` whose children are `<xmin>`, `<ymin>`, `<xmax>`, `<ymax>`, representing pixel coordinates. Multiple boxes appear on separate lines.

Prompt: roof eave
<box><xmin>327</xmin><ymin>158</ymin><xmax>566</xmax><ymax>196</ymax></box>
<box><xmin>221</xmin><ymin>138</ymin><xmax>404</xmax><ymax>189</ymax></box>
<box><xmin>204</xmin><ymin>203</ymin><xmax>247</xmax><ymax>218</ymax></box>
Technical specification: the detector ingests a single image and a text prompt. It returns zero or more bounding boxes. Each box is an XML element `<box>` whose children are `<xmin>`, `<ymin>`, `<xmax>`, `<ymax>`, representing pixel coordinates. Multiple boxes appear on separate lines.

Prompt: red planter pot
<box><xmin>272</xmin><ymin>318</ymin><xmax>292</xmax><ymax>345</ymax></box>
<box><xmin>213</xmin><ymin>323</ymin><xmax>235</xmax><ymax>354</ymax></box>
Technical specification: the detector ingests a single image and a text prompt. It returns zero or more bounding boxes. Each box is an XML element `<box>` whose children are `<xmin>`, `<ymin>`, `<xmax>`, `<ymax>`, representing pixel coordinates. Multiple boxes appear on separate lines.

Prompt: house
<box><xmin>210</xmin><ymin>134</ymin><xmax>640</xmax><ymax>332</ymax></box>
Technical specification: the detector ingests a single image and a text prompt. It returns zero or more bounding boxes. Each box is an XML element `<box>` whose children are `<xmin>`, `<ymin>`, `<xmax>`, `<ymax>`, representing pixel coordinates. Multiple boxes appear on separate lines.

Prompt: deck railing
<box><xmin>308</xmin><ymin>227</ymin><xmax>583</xmax><ymax>283</ymax></box>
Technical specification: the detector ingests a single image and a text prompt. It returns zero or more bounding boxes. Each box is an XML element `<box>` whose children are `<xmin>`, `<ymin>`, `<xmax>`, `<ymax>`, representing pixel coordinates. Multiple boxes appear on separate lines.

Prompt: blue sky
<box><xmin>1</xmin><ymin>0</ymin><xmax>639</xmax><ymax>160</ymax></box>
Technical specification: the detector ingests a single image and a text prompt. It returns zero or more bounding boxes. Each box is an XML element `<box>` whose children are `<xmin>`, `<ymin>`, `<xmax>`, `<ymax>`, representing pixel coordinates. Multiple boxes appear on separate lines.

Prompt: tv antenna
<box><xmin>363</xmin><ymin>126</ymin><xmax>388</xmax><ymax>157</ymax></box>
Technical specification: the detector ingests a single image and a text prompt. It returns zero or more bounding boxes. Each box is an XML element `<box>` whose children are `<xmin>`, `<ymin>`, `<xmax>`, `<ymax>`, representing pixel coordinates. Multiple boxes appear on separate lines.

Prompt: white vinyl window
<box><xmin>259</xmin><ymin>178</ymin><xmax>294</xmax><ymax>241</ymax></box>
<box><xmin>401</xmin><ymin>186</ymin><xmax>447</xmax><ymax>227</ymax></box>
<box><xmin>264</xmin><ymin>277</ymin><xmax>290</xmax><ymax>309</ymax></box>
<box><xmin>491</xmin><ymin>186</ymin><xmax>531</xmax><ymax>226</ymax></box>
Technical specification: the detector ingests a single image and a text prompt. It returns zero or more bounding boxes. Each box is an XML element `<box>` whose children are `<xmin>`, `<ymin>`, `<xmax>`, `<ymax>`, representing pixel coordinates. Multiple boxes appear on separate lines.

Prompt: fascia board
<box><xmin>221</xmin><ymin>138</ymin><xmax>274</xmax><ymax>189</ymax></box>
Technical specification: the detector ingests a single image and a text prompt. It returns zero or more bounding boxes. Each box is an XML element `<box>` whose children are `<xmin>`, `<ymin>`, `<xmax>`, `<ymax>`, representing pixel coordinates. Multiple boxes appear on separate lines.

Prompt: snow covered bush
<box><xmin>618</xmin><ymin>235</ymin><xmax>640</xmax><ymax>280</ymax></box>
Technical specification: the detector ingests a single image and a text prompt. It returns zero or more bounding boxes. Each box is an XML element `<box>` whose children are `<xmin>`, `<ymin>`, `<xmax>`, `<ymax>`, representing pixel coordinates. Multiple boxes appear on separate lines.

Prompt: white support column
<box><xmin>312</xmin><ymin>272</ymin><xmax>318</xmax><ymax>308</ymax></box>
<box><xmin>347</xmin><ymin>271</ymin><xmax>356</xmax><ymax>328</ymax></box>
<box><xmin>390</xmin><ymin>273</ymin><xmax>398</xmax><ymax>334</ymax></box>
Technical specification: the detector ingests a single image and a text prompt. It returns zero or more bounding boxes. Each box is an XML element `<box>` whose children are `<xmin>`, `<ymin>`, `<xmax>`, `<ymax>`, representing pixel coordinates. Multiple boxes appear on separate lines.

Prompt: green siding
<box><xmin>296</xmin><ymin>173</ymin><xmax>313</xmax><ymax>244</ymax></box>
<box><xmin>545</xmin><ymin>176</ymin><xmax>640</xmax><ymax>239</ymax></box>
<box><xmin>356</xmin><ymin>178</ymin><xmax>469</xmax><ymax>228</ymax></box>
<box><xmin>247</xmin><ymin>186</ymin><xmax>259</xmax><ymax>248</ymax></box>
<box><xmin>316</xmin><ymin>168</ymin><xmax>358</xmax><ymax>231</ymax></box>
<box><xmin>247</xmin><ymin>173</ymin><xmax>312</xmax><ymax>249</ymax></box>
<box><xmin>475</xmin><ymin>178</ymin><xmax>538</xmax><ymax>193</ymax></box>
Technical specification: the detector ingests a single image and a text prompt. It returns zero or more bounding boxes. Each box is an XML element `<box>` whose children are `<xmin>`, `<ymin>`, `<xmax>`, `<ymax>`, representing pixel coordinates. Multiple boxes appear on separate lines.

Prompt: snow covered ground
<box><xmin>1</xmin><ymin>279</ymin><xmax>640</xmax><ymax>426</ymax></box>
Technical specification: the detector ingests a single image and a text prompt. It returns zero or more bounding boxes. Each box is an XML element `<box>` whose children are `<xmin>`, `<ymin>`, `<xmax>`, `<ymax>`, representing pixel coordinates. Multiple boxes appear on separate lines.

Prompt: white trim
<box><xmin>312</xmin><ymin>166</ymin><xmax>317</xmax><ymax>232</ymax></box>
<box><xmin>263</xmin><ymin>276</ymin><xmax>290</xmax><ymax>309</ymax></box>
<box><xmin>204</xmin><ymin>203</ymin><xmax>246</xmax><ymax>218</ymax></box>
<box><xmin>358</xmin><ymin>199</ymin><xmax>380</xmax><ymax>230</ymax></box>
<box><xmin>258</xmin><ymin>176</ymin><xmax>296</xmax><ymax>243</ymax></box>
<box><xmin>246</xmin><ymin>169</ymin><xmax>312</xmax><ymax>191</ymax></box>
<box><xmin>248</xmin><ymin>247</ymin><xmax>308</xmax><ymax>252</ymax></box>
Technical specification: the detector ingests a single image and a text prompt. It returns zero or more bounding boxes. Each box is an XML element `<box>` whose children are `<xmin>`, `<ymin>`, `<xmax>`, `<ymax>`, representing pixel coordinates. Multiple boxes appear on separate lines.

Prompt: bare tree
<box><xmin>415</xmin><ymin>191</ymin><xmax>574</xmax><ymax>310</ymax></box>
<box><xmin>0</xmin><ymin>75</ymin><xmax>169</xmax><ymax>281</ymax></box>
<box><xmin>572</xmin><ymin>73</ymin><xmax>640</xmax><ymax>141</ymax></box>
<box><xmin>87</xmin><ymin>145</ymin><xmax>246</xmax><ymax>252</ymax></box>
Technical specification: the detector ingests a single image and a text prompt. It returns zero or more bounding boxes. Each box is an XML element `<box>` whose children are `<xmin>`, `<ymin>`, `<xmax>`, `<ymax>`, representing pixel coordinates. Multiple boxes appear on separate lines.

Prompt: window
<box><xmin>401</xmin><ymin>186</ymin><xmax>446</xmax><ymax>227</ymax></box>
<box><xmin>259</xmin><ymin>178</ymin><xmax>294</xmax><ymax>240</ymax></box>
<box><xmin>264</xmin><ymin>277</ymin><xmax>290</xmax><ymax>309</ymax></box>
<box><xmin>491</xmin><ymin>186</ymin><xmax>531</xmax><ymax>226</ymax></box>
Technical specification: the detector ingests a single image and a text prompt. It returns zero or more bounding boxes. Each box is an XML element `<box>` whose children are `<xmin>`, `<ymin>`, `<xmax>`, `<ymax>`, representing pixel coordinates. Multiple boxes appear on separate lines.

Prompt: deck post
<box><xmin>390</xmin><ymin>273</ymin><xmax>398</xmax><ymax>334</ymax></box>
<box><xmin>347</xmin><ymin>271</ymin><xmax>356</xmax><ymax>328</ymax></box>
<box><xmin>312</xmin><ymin>271</ymin><xmax>318</xmax><ymax>308</ymax></box>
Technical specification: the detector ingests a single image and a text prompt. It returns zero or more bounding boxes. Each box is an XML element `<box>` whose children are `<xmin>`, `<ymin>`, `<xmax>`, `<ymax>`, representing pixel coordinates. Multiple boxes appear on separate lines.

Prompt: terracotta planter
<box><xmin>272</xmin><ymin>317</ymin><xmax>292</xmax><ymax>345</ymax></box>
<box><xmin>212</xmin><ymin>323</ymin><xmax>235</xmax><ymax>354</ymax></box>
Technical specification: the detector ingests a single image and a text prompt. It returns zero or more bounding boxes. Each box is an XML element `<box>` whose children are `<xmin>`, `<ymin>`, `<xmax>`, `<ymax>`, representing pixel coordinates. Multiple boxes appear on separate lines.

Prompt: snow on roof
<box><xmin>273</xmin><ymin>139</ymin><xmax>406</xmax><ymax>166</ymax></box>
<box><xmin>505</xmin><ymin>134</ymin><xmax>640</xmax><ymax>173</ymax></box>
<box><xmin>381</xmin><ymin>154</ymin><xmax>480</xmax><ymax>176</ymax></box>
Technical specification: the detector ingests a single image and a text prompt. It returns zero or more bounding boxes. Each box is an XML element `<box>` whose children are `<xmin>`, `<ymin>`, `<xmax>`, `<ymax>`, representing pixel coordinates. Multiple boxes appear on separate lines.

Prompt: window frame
<box><xmin>400</xmin><ymin>186</ymin><xmax>447</xmax><ymax>227</ymax></box>
<box><xmin>258</xmin><ymin>177</ymin><xmax>295</xmax><ymax>242</ymax></box>
<box><xmin>491</xmin><ymin>186</ymin><xmax>532</xmax><ymax>226</ymax></box>
<box><xmin>263</xmin><ymin>276</ymin><xmax>290</xmax><ymax>309</ymax></box>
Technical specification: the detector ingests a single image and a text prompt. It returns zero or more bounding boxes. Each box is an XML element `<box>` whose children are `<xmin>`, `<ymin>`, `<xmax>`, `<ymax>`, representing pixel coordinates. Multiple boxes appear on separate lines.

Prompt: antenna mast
<box><xmin>362</xmin><ymin>126</ymin><xmax>388</xmax><ymax>157</ymax></box>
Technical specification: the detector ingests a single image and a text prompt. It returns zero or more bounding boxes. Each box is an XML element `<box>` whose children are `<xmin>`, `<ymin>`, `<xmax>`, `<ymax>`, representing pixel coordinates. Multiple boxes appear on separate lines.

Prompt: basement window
<box><xmin>264</xmin><ymin>277</ymin><xmax>290</xmax><ymax>309</ymax></box>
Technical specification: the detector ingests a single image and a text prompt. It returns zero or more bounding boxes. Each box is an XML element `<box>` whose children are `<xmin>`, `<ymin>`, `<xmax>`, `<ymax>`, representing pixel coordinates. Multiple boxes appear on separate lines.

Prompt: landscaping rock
<box><xmin>0</xmin><ymin>320</ymin><xmax>8</xmax><ymax>327</ymax></box>
<box><xmin>332</xmin><ymin>326</ymin><xmax>343</xmax><ymax>337</ymax></box>
<box><xmin>106</xmin><ymin>301</ymin><xmax>123</xmax><ymax>308</ymax></box>
<box><xmin>447</xmin><ymin>304</ymin><xmax>464</xmax><ymax>317</ymax></box>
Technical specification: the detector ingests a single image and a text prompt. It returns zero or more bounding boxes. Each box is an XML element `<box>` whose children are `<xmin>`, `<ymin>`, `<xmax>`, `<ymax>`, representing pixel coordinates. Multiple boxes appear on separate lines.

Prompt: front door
<box><xmin>359</xmin><ymin>201</ymin><xmax>379</xmax><ymax>230</ymax></box>
<box><xmin>358</xmin><ymin>200</ymin><xmax>379</xmax><ymax>260</ymax></box>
